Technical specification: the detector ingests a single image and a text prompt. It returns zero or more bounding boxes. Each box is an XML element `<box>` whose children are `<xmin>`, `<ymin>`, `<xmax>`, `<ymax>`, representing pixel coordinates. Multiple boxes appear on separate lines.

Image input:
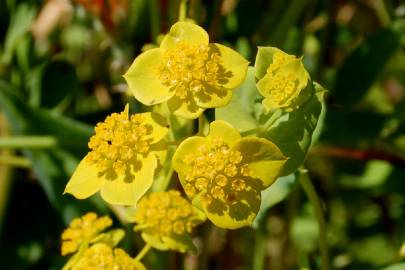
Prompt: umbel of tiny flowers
<box><xmin>132</xmin><ymin>190</ymin><xmax>206</xmax><ymax>252</ymax></box>
<box><xmin>61</xmin><ymin>212</ymin><xmax>113</xmax><ymax>256</ymax></box>
<box><xmin>71</xmin><ymin>243</ymin><xmax>146</xmax><ymax>270</ymax></box>
<box><xmin>60</xmin><ymin>213</ymin><xmax>144</xmax><ymax>270</ymax></box>
<box><xmin>172</xmin><ymin>120</ymin><xmax>287</xmax><ymax>229</ymax></box>
<box><xmin>255</xmin><ymin>47</ymin><xmax>310</xmax><ymax>111</ymax></box>
<box><xmin>124</xmin><ymin>21</ymin><xmax>249</xmax><ymax>119</ymax></box>
<box><xmin>64</xmin><ymin>105</ymin><xmax>169</xmax><ymax>205</ymax></box>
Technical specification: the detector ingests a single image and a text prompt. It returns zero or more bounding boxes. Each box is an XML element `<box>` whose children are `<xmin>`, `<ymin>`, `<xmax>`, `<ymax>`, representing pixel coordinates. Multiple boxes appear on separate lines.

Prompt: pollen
<box><xmin>61</xmin><ymin>213</ymin><xmax>112</xmax><ymax>256</ymax></box>
<box><xmin>266</xmin><ymin>72</ymin><xmax>299</xmax><ymax>105</ymax></box>
<box><xmin>266</xmin><ymin>51</ymin><xmax>296</xmax><ymax>75</ymax></box>
<box><xmin>134</xmin><ymin>190</ymin><xmax>202</xmax><ymax>238</ymax></box>
<box><xmin>86</xmin><ymin>105</ymin><xmax>153</xmax><ymax>176</ymax></box>
<box><xmin>157</xmin><ymin>42</ymin><xmax>222</xmax><ymax>100</ymax></box>
<box><xmin>262</xmin><ymin>50</ymin><xmax>302</xmax><ymax>106</ymax></box>
<box><xmin>73</xmin><ymin>243</ymin><xmax>138</xmax><ymax>270</ymax></box>
<box><xmin>182</xmin><ymin>137</ymin><xmax>251</xmax><ymax>207</ymax></box>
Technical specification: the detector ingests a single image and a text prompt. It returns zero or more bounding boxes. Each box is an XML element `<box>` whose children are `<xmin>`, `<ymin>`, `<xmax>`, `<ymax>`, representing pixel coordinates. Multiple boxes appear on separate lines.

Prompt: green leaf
<box><xmin>0</xmin><ymin>80</ymin><xmax>92</xmax><ymax>156</ymax></box>
<box><xmin>266</xmin><ymin>83</ymin><xmax>324</xmax><ymax>175</ymax></box>
<box><xmin>216</xmin><ymin>68</ymin><xmax>325</xmax><ymax>176</ymax></box>
<box><xmin>1</xmin><ymin>4</ymin><xmax>36</xmax><ymax>65</ymax></box>
<box><xmin>39</xmin><ymin>61</ymin><xmax>81</xmax><ymax>109</ymax></box>
<box><xmin>0</xmin><ymin>80</ymin><xmax>105</xmax><ymax>224</ymax></box>
<box><xmin>252</xmin><ymin>174</ymin><xmax>296</xmax><ymax>228</ymax></box>
<box><xmin>255</xmin><ymin>47</ymin><xmax>279</xmax><ymax>80</ymax></box>
<box><xmin>215</xmin><ymin>66</ymin><xmax>261</xmax><ymax>132</ymax></box>
<box><xmin>91</xmin><ymin>229</ymin><xmax>125</xmax><ymax>247</ymax></box>
<box><xmin>380</xmin><ymin>263</ymin><xmax>405</xmax><ymax>270</ymax></box>
<box><xmin>335</xmin><ymin>29</ymin><xmax>400</xmax><ymax>104</ymax></box>
<box><xmin>349</xmin><ymin>235</ymin><xmax>397</xmax><ymax>266</ymax></box>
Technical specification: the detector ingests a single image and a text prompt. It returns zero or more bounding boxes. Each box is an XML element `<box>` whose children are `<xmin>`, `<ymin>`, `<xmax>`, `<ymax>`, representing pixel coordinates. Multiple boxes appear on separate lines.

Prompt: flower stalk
<box><xmin>134</xmin><ymin>243</ymin><xmax>152</xmax><ymax>262</ymax></box>
<box><xmin>179</xmin><ymin>0</ymin><xmax>188</xmax><ymax>21</ymax></box>
<box><xmin>298</xmin><ymin>169</ymin><xmax>329</xmax><ymax>270</ymax></box>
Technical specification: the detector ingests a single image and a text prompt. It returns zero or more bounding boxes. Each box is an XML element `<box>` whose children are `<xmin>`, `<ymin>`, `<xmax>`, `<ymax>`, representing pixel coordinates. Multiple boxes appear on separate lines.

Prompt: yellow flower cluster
<box><xmin>263</xmin><ymin>51</ymin><xmax>300</xmax><ymax>105</ymax></box>
<box><xmin>266</xmin><ymin>51</ymin><xmax>296</xmax><ymax>75</ymax></box>
<box><xmin>72</xmin><ymin>243</ymin><xmax>145</xmax><ymax>270</ymax></box>
<box><xmin>181</xmin><ymin>137</ymin><xmax>251</xmax><ymax>206</ymax></box>
<box><xmin>256</xmin><ymin>47</ymin><xmax>309</xmax><ymax>111</ymax></box>
<box><xmin>124</xmin><ymin>21</ymin><xmax>248</xmax><ymax>119</ymax></box>
<box><xmin>61</xmin><ymin>19</ymin><xmax>300</xmax><ymax>269</ymax></box>
<box><xmin>86</xmin><ymin>105</ymin><xmax>152</xmax><ymax>174</ymax></box>
<box><xmin>158</xmin><ymin>41</ymin><xmax>222</xmax><ymax>100</ymax></box>
<box><xmin>61</xmin><ymin>212</ymin><xmax>112</xmax><ymax>256</ymax></box>
<box><xmin>133</xmin><ymin>190</ymin><xmax>205</xmax><ymax>252</ymax></box>
<box><xmin>173</xmin><ymin>121</ymin><xmax>287</xmax><ymax>229</ymax></box>
<box><xmin>64</xmin><ymin>105</ymin><xmax>168</xmax><ymax>205</ymax></box>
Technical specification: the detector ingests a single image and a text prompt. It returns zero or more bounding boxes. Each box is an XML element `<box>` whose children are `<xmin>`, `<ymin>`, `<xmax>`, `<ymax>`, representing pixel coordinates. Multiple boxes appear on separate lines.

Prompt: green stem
<box><xmin>240</xmin><ymin>127</ymin><xmax>263</xmax><ymax>137</ymax></box>
<box><xmin>167</xmin><ymin>141</ymin><xmax>179</xmax><ymax>146</ymax></box>
<box><xmin>197</xmin><ymin>114</ymin><xmax>205</xmax><ymax>135</ymax></box>
<box><xmin>371</xmin><ymin>0</ymin><xmax>391</xmax><ymax>26</ymax></box>
<box><xmin>0</xmin><ymin>136</ymin><xmax>57</xmax><ymax>149</ymax></box>
<box><xmin>149</xmin><ymin>0</ymin><xmax>160</xmax><ymax>43</ymax></box>
<box><xmin>266</xmin><ymin>0</ymin><xmax>310</xmax><ymax>45</ymax></box>
<box><xmin>263</xmin><ymin>109</ymin><xmax>282</xmax><ymax>130</ymax></box>
<box><xmin>0</xmin><ymin>155</ymin><xmax>31</xmax><ymax>168</ymax></box>
<box><xmin>134</xmin><ymin>243</ymin><xmax>152</xmax><ymax>262</ymax></box>
<box><xmin>179</xmin><ymin>0</ymin><xmax>189</xmax><ymax>21</ymax></box>
<box><xmin>0</xmin><ymin>115</ymin><xmax>12</xmax><ymax>241</ymax></box>
<box><xmin>252</xmin><ymin>230</ymin><xmax>267</xmax><ymax>270</ymax></box>
<box><xmin>298</xmin><ymin>170</ymin><xmax>329</xmax><ymax>270</ymax></box>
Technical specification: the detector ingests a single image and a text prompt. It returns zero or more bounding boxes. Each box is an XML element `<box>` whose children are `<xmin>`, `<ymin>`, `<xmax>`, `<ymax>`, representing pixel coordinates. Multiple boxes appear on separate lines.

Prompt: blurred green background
<box><xmin>1</xmin><ymin>0</ymin><xmax>405</xmax><ymax>269</ymax></box>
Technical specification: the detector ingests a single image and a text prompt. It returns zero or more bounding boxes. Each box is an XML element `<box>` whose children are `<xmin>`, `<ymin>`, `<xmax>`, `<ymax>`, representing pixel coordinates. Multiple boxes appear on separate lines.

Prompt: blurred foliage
<box><xmin>0</xmin><ymin>0</ymin><xmax>405</xmax><ymax>269</ymax></box>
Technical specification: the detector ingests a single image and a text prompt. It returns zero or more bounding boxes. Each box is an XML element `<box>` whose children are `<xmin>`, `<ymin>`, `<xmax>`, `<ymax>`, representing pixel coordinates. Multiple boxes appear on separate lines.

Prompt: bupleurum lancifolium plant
<box><xmin>61</xmin><ymin>8</ymin><xmax>325</xmax><ymax>269</ymax></box>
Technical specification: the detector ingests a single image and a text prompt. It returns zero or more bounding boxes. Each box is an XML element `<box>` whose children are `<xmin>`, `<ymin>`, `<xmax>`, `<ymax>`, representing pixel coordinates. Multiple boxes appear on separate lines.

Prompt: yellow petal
<box><xmin>205</xmin><ymin>212</ymin><xmax>254</xmax><ymax>229</ymax></box>
<box><xmin>255</xmin><ymin>46</ymin><xmax>294</xmax><ymax>79</ymax></box>
<box><xmin>234</xmin><ymin>137</ymin><xmax>287</xmax><ymax>187</ymax></box>
<box><xmin>64</xmin><ymin>155</ymin><xmax>103</xmax><ymax>199</ymax></box>
<box><xmin>124</xmin><ymin>48</ymin><xmax>174</xmax><ymax>105</ymax></box>
<box><xmin>140</xmin><ymin>112</ymin><xmax>169</xmax><ymax>143</ymax></box>
<box><xmin>256</xmin><ymin>74</ymin><xmax>272</xmax><ymax>98</ymax></box>
<box><xmin>160</xmin><ymin>21</ymin><xmax>209</xmax><ymax>50</ymax></box>
<box><xmin>100</xmin><ymin>155</ymin><xmax>157</xmax><ymax>206</ymax></box>
<box><xmin>202</xmin><ymin>191</ymin><xmax>260</xmax><ymax>229</ymax></box>
<box><xmin>257</xmin><ymin>58</ymin><xmax>310</xmax><ymax>109</ymax></box>
<box><xmin>162</xmin><ymin>234</ymin><xmax>197</xmax><ymax>253</ymax></box>
<box><xmin>167</xmin><ymin>96</ymin><xmax>204</xmax><ymax>119</ymax></box>
<box><xmin>194</xmin><ymin>85</ymin><xmax>233</xmax><ymax>109</ymax></box>
<box><xmin>149</xmin><ymin>140</ymin><xmax>168</xmax><ymax>164</ymax></box>
<box><xmin>211</xmin><ymin>43</ymin><xmax>249</xmax><ymax>89</ymax></box>
<box><xmin>141</xmin><ymin>233</ymin><xmax>169</xmax><ymax>250</ymax></box>
<box><xmin>262</xmin><ymin>96</ymin><xmax>280</xmax><ymax>111</ymax></box>
<box><xmin>133</xmin><ymin>260</ymin><xmax>147</xmax><ymax>270</ymax></box>
<box><xmin>207</xmin><ymin>120</ymin><xmax>241</xmax><ymax>147</ymax></box>
<box><xmin>172</xmin><ymin>136</ymin><xmax>208</xmax><ymax>174</ymax></box>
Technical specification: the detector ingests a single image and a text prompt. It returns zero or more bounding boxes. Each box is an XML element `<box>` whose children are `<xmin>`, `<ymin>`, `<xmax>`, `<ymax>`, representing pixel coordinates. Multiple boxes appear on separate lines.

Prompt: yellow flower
<box><xmin>124</xmin><ymin>21</ymin><xmax>249</xmax><ymax>119</ymax></box>
<box><xmin>72</xmin><ymin>243</ymin><xmax>146</xmax><ymax>270</ymax></box>
<box><xmin>61</xmin><ymin>212</ymin><xmax>112</xmax><ymax>256</ymax></box>
<box><xmin>172</xmin><ymin>120</ymin><xmax>287</xmax><ymax>229</ymax></box>
<box><xmin>133</xmin><ymin>190</ymin><xmax>205</xmax><ymax>252</ymax></box>
<box><xmin>64</xmin><ymin>105</ymin><xmax>169</xmax><ymax>205</ymax></box>
<box><xmin>256</xmin><ymin>47</ymin><xmax>310</xmax><ymax>111</ymax></box>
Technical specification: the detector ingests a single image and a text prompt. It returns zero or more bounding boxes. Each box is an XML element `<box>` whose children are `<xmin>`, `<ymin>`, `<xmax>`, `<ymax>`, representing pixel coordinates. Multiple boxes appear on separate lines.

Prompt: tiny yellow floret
<box><xmin>172</xmin><ymin>120</ymin><xmax>287</xmax><ymax>229</ymax></box>
<box><xmin>64</xmin><ymin>105</ymin><xmax>169</xmax><ymax>205</ymax></box>
<box><xmin>72</xmin><ymin>243</ymin><xmax>145</xmax><ymax>270</ymax></box>
<box><xmin>158</xmin><ymin>42</ymin><xmax>222</xmax><ymax>101</ymax></box>
<box><xmin>86</xmin><ymin>106</ymin><xmax>152</xmax><ymax>174</ymax></box>
<box><xmin>61</xmin><ymin>212</ymin><xmax>112</xmax><ymax>256</ymax></box>
<box><xmin>133</xmin><ymin>190</ymin><xmax>205</xmax><ymax>252</ymax></box>
<box><xmin>124</xmin><ymin>21</ymin><xmax>249</xmax><ymax>119</ymax></box>
<box><xmin>256</xmin><ymin>47</ymin><xmax>310</xmax><ymax>111</ymax></box>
